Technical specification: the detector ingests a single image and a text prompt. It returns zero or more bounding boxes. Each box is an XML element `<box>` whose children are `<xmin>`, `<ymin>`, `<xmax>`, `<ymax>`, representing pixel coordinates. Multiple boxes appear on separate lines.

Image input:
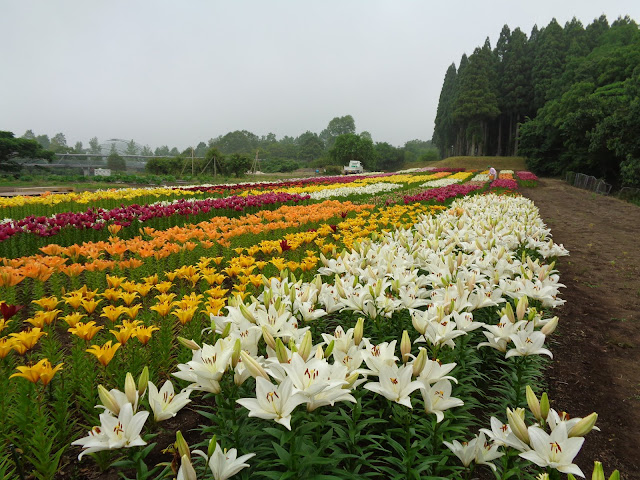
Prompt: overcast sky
<box><xmin>1</xmin><ymin>1</ymin><xmax>639</xmax><ymax>150</ymax></box>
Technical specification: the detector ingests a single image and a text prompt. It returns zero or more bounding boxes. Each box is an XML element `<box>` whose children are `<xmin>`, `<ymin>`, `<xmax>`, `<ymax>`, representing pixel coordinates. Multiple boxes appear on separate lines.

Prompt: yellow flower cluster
<box><xmin>0</xmin><ymin>187</ymin><xmax>197</xmax><ymax>208</ymax></box>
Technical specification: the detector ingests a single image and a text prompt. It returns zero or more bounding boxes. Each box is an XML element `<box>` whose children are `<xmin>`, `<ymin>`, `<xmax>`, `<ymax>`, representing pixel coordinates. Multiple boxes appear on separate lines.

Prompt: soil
<box><xmin>520</xmin><ymin>178</ymin><xmax>640</xmax><ymax>478</ymax></box>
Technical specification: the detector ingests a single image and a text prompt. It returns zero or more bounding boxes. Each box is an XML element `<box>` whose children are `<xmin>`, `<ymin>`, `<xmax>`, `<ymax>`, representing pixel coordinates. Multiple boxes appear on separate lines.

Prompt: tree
<box><xmin>49</xmin><ymin>133</ymin><xmax>72</xmax><ymax>153</ymax></box>
<box><xmin>154</xmin><ymin>146</ymin><xmax>170</xmax><ymax>156</ymax></box>
<box><xmin>375</xmin><ymin>142</ymin><xmax>404</xmax><ymax>171</ymax></box>
<box><xmin>222</xmin><ymin>153</ymin><xmax>252</xmax><ymax>177</ymax></box>
<box><xmin>432</xmin><ymin>63</ymin><xmax>459</xmax><ymax>158</ymax></box>
<box><xmin>320</xmin><ymin>115</ymin><xmax>356</xmax><ymax>149</ymax></box>
<box><xmin>203</xmin><ymin>147</ymin><xmax>224</xmax><ymax>175</ymax></box>
<box><xmin>0</xmin><ymin>131</ymin><xmax>55</xmax><ymax>173</ymax></box>
<box><xmin>169</xmin><ymin>147</ymin><xmax>180</xmax><ymax>156</ymax></box>
<box><xmin>107</xmin><ymin>151</ymin><xmax>126</xmax><ymax>171</ymax></box>
<box><xmin>125</xmin><ymin>139</ymin><xmax>138</xmax><ymax>156</ymax></box>
<box><xmin>21</xmin><ymin>130</ymin><xmax>36</xmax><ymax>140</ymax></box>
<box><xmin>35</xmin><ymin>134</ymin><xmax>50</xmax><ymax>150</ymax></box>
<box><xmin>140</xmin><ymin>145</ymin><xmax>153</xmax><ymax>156</ymax></box>
<box><xmin>211</xmin><ymin>130</ymin><xmax>260</xmax><ymax>155</ymax></box>
<box><xmin>74</xmin><ymin>141</ymin><xmax>84</xmax><ymax>153</ymax></box>
<box><xmin>89</xmin><ymin>137</ymin><xmax>102</xmax><ymax>155</ymax></box>
<box><xmin>329</xmin><ymin>133</ymin><xmax>375</xmax><ymax>170</ymax></box>
<box><xmin>296</xmin><ymin>131</ymin><xmax>324</xmax><ymax>161</ymax></box>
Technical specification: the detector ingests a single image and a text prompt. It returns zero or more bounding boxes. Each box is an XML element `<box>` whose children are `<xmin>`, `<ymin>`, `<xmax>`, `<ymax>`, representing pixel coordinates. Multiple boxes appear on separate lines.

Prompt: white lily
<box><xmin>194</xmin><ymin>442</ymin><xmax>255</xmax><ymax>480</ymax></box>
<box><xmin>147</xmin><ymin>380</ymin><xmax>192</xmax><ymax>422</ymax></box>
<box><xmin>236</xmin><ymin>376</ymin><xmax>306</xmax><ymax>430</ymax></box>
<box><xmin>72</xmin><ymin>402</ymin><xmax>148</xmax><ymax>460</ymax></box>
<box><xmin>421</xmin><ymin>379</ymin><xmax>464</xmax><ymax>422</ymax></box>
<box><xmin>364</xmin><ymin>363</ymin><xmax>423</xmax><ymax>408</ymax></box>
<box><xmin>506</xmin><ymin>330</ymin><xmax>553</xmax><ymax>359</ymax></box>
<box><xmin>518</xmin><ymin>423</ymin><xmax>585</xmax><ymax>477</ymax></box>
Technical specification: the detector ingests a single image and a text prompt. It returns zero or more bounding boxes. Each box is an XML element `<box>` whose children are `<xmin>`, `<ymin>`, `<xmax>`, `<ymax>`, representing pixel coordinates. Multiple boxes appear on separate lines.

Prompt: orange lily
<box><xmin>87</xmin><ymin>340</ymin><xmax>121</xmax><ymax>366</ymax></box>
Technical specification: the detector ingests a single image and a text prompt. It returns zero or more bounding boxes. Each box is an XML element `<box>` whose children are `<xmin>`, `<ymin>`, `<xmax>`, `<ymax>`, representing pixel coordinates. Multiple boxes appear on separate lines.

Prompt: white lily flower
<box><xmin>236</xmin><ymin>376</ymin><xmax>306</xmax><ymax>430</ymax></box>
<box><xmin>480</xmin><ymin>416</ymin><xmax>530</xmax><ymax>452</ymax></box>
<box><xmin>443</xmin><ymin>435</ymin><xmax>478</xmax><ymax>468</ymax></box>
<box><xmin>72</xmin><ymin>403</ymin><xmax>148</xmax><ymax>460</ymax></box>
<box><xmin>421</xmin><ymin>379</ymin><xmax>464</xmax><ymax>422</ymax></box>
<box><xmin>506</xmin><ymin>330</ymin><xmax>553</xmax><ymax>359</ymax></box>
<box><xmin>193</xmin><ymin>442</ymin><xmax>256</xmax><ymax>480</ymax></box>
<box><xmin>147</xmin><ymin>380</ymin><xmax>192</xmax><ymax>422</ymax></box>
<box><xmin>518</xmin><ymin>423</ymin><xmax>585</xmax><ymax>477</ymax></box>
<box><xmin>361</xmin><ymin>339</ymin><xmax>398</xmax><ymax>375</ymax></box>
<box><xmin>474</xmin><ymin>432</ymin><xmax>504</xmax><ymax>471</ymax></box>
<box><xmin>364</xmin><ymin>363</ymin><xmax>423</xmax><ymax>408</ymax></box>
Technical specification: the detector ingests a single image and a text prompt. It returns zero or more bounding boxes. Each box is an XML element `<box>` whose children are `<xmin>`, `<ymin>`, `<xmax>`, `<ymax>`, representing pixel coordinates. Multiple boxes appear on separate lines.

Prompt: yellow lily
<box><xmin>63</xmin><ymin>293</ymin><xmax>84</xmax><ymax>310</ymax></box>
<box><xmin>142</xmin><ymin>274</ymin><xmax>159</xmax><ymax>285</ymax></box>
<box><xmin>106</xmin><ymin>274</ymin><xmax>126</xmax><ymax>289</ymax></box>
<box><xmin>100</xmin><ymin>305</ymin><xmax>127</xmax><ymax>323</ymax></box>
<box><xmin>62</xmin><ymin>312</ymin><xmax>86</xmax><ymax>327</ymax></box>
<box><xmin>87</xmin><ymin>340</ymin><xmax>121</xmax><ymax>366</ymax></box>
<box><xmin>81</xmin><ymin>298</ymin><xmax>103</xmax><ymax>315</ymax></box>
<box><xmin>132</xmin><ymin>283</ymin><xmax>153</xmax><ymax>297</ymax></box>
<box><xmin>172</xmin><ymin>306</ymin><xmax>199</xmax><ymax>325</ymax></box>
<box><xmin>10</xmin><ymin>327</ymin><xmax>47</xmax><ymax>350</ymax></box>
<box><xmin>150</xmin><ymin>302</ymin><xmax>174</xmax><ymax>317</ymax></box>
<box><xmin>123</xmin><ymin>304</ymin><xmax>143</xmax><ymax>320</ymax></box>
<box><xmin>0</xmin><ymin>337</ymin><xmax>16</xmax><ymax>358</ymax></box>
<box><xmin>132</xmin><ymin>325</ymin><xmax>160</xmax><ymax>345</ymax></box>
<box><xmin>101</xmin><ymin>288</ymin><xmax>122</xmax><ymax>303</ymax></box>
<box><xmin>154</xmin><ymin>281</ymin><xmax>173</xmax><ymax>293</ymax></box>
<box><xmin>32</xmin><ymin>296</ymin><xmax>60</xmax><ymax>311</ymax></box>
<box><xmin>68</xmin><ymin>321</ymin><xmax>103</xmax><ymax>341</ymax></box>
<box><xmin>119</xmin><ymin>291</ymin><xmax>139</xmax><ymax>306</ymax></box>
<box><xmin>10</xmin><ymin>358</ymin><xmax>63</xmax><ymax>386</ymax></box>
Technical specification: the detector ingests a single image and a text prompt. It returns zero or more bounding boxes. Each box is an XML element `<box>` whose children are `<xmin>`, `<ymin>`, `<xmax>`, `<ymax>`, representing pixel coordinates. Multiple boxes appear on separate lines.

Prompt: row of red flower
<box><xmin>0</xmin><ymin>192</ymin><xmax>311</xmax><ymax>241</ymax></box>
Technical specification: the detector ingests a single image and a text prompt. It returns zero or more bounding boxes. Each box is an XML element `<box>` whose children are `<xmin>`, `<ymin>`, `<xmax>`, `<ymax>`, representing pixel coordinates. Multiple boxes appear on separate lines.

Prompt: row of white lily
<box><xmin>72</xmin><ymin>194</ymin><xmax>587</xmax><ymax>478</ymax></box>
<box><xmin>306</xmin><ymin>182</ymin><xmax>403</xmax><ymax>200</ymax></box>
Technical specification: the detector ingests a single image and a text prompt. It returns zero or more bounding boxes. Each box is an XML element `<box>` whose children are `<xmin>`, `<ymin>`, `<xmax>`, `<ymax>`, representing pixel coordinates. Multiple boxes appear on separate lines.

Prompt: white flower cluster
<box><xmin>419</xmin><ymin>178</ymin><xmax>461</xmax><ymax>188</ymax></box>
<box><xmin>307</xmin><ymin>182</ymin><xmax>402</xmax><ymax>200</ymax></box>
<box><xmin>472</xmin><ymin>173</ymin><xmax>491</xmax><ymax>182</ymax></box>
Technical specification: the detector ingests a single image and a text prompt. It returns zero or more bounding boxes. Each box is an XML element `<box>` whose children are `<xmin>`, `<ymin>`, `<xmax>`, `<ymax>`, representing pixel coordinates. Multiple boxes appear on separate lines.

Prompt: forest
<box><xmin>432</xmin><ymin>15</ymin><xmax>640</xmax><ymax>186</ymax></box>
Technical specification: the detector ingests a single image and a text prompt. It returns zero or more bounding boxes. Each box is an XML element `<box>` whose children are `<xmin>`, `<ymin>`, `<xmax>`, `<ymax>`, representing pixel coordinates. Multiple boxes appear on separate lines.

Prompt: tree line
<box><xmin>432</xmin><ymin>15</ymin><xmax>640</xmax><ymax>186</ymax></box>
<box><xmin>13</xmin><ymin>115</ymin><xmax>439</xmax><ymax>176</ymax></box>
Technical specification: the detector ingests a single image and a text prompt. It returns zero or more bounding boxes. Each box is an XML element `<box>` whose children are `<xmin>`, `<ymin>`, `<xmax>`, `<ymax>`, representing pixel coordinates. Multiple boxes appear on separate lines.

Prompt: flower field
<box><xmin>0</xmin><ymin>170</ymin><xmax>610</xmax><ymax>479</ymax></box>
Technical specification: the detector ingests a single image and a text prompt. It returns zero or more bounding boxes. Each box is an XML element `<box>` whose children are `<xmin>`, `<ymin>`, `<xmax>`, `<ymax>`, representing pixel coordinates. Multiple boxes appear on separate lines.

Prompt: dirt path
<box><xmin>520</xmin><ymin>178</ymin><xmax>640</xmax><ymax>478</ymax></box>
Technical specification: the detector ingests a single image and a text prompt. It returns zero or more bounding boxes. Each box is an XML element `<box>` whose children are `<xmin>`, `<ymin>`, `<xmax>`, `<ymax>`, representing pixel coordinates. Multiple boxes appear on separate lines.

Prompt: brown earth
<box><xmin>520</xmin><ymin>178</ymin><xmax>640</xmax><ymax>478</ymax></box>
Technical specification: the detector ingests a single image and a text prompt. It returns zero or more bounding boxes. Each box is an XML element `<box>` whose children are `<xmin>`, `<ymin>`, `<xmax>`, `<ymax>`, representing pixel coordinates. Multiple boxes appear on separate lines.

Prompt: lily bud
<box><xmin>526</xmin><ymin>386</ymin><xmax>542</xmax><ymax>421</ymax></box>
<box><xmin>503</xmin><ymin>302</ymin><xmax>515</xmax><ymax>323</ymax></box>
<box><xmin>314</xmin><ymin>345</ymin><xmax>324</xmax><ymax>360</ymax></box>
<box><xmin>568</xmin><ymin>412</ymin><xmax>598</xmax><ymax>437</ymax></box>
<box><xmin>207</xmin><ymin>435</ymin><xmax>217</xmax><ymax>458</ymax></box>
<box><xmin>400</xmin><ymin>330</ymin><xmax>411</xmax><ymax>364</ymax></box>
<box><xmin>506</xmin><ymin>407</ymin><xmax>529</xmax><ymax>444</ymax></box>
<box><xmin>343</xmin><ymin>372</ymin><xmax>359</xmax><ymax>388</ymax></box>
<box><xmin>263</xmin><ymin>289</ymin><xmax>272</xmax><ymax>306</ymax></box>
<box><xmin>540</xmin><ymin>392</ymin><xmax>550</xmax><ymax>420</ymax></box>
<box><xmin>231</xmin><ymin>339</ymin><xmax>241</xmax><ymax>368</ymax></box>
<box><xmin>178</xmin><ymin>454</ymin><xmax>197</xmax><ymax>480</ymax></box>
<box><xmin>125</xmin><ymin>372</ymin><xmax>137</xmax><ymax>406</ymax></box>
<box><xmin>240</xmin><ymin>351</ymin><xmax>269</xmax><ymax>380</ymax></box>
<box><xmin>98</xmin><ymin>384</ymin><xmax>119</xmax><ymax>415</ymax></box>
<box><xmin>354</xmin><ymin>317</ymin><xmax>364</xmax><ymax>346</ymax></box>
<box><xmin>275</xmin><ymin>338</ymin><xmax>289</xmax><ymax>363</ymax></box>
<box><xmin>175</xmin><ymin>431</ymin><xmax>190</xmax><ymax>460</ymax></box>
<box><xmin>262</xmin><ymin>326</ymin><xmax>276</xmax><ymax>350</ymax></box>
<box><xmin>538</xmin><ymin>475</ymin><xmax>550</xmax><ymax>480</ymax></box>
<box><xmin>221</xmin><ymin>322</ymin><xmax>232</xmax><ymax>338</ymax></box>
<box><xmin>177</xmin><ymin>336</ymin><xmax>201</xmax><ymax>351</ymax></box>
<box><xmin>289</xmin><ymin>338</ymin><xmax>298</xmax><ymax>353</ymax></box>
<box><xmin>137</xmin><ymin>366</ymin><xmax>149</xmax><ymax>397</ymax></box>
<box><xmin>239</xmin><ymin>303</ymin><xmax>255</xmax><ymax>323</ymax></box>
<box><xmin>299</xmin><ymin>331</ymin><xmax>312</xmax><ymax>361</ymax></box>
<box><xmin>516</xmin><ymin>296</ymin><xmax>528</xmax><ymax>321</ymax></box>
<box><xmin>227</xmin><ymin>295</ymin><xmax>237</xmax><ymax>307</ymax></box>
<box><xmin>324</xmin><ymin>340</ymin><xmax>335</xmax><ymax>358</ymax></box>
<box><xmin>608</xmin><ymin>470</ymin><xmax>621</xmax><ymax>480</ymax></box>
<box><xmin>541</xmin><ymin>316</ymin><xmax>559</xmax><ymax>336</ymax></box>
<box><xmin>592</xmin><ymin>461</ymin><xmax>605</xmax><ymax>480</ymax></box>
<box><xmin>412</xmin><ymin>348</ymin><xmax>427</xmax><ymax>377</ymax></box>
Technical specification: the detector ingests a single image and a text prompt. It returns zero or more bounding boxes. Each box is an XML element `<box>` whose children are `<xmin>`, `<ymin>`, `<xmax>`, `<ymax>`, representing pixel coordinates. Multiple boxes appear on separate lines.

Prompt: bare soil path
<box><xmin>520</xmin><ymin>178</ymin><xmax>640</xmax><ymax>478</ymax></box>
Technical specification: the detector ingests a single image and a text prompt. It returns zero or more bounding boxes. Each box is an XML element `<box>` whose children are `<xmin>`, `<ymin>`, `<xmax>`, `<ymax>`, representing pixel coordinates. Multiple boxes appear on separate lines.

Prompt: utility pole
<box><xmin>191</xmin><ymin>147</ymin><xmax>194</xmax><ymax>176</ymax></box>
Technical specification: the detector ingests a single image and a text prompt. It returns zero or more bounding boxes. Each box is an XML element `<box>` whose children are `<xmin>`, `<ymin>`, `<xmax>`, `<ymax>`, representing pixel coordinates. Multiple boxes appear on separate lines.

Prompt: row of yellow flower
<box><xmin>0</xmin><ymin>186</ymin><xmax>199</xmax><ymax>209</ymax></box>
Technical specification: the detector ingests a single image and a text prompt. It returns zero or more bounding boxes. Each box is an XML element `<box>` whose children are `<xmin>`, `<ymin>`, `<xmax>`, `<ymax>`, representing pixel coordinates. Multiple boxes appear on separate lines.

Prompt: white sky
<box><xmin>1</xmin><ymin>1</ymin><xmax>639</xmax><ymax>150</ymax></box>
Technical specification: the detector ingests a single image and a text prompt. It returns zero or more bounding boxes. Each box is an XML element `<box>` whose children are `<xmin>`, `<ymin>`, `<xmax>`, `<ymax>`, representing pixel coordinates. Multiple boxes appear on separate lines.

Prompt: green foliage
<box><xmin>107</xmin><ymin>151</ymin><xmax>126</xmax><ymax>171</ymax></box>
<box><xmin>329</xmin><ymin>134</ymin><xmax>375</xmax><ymax>170</ymax></box>
<box><xmin>0</xmin><ymin>131</ymin><xmax>55</xmax><ymax>173</ymax></box>
<box><xmin>222</xmin><ymin>153</ymin><xmax>252</xmax><ymax>177</ymax></box>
